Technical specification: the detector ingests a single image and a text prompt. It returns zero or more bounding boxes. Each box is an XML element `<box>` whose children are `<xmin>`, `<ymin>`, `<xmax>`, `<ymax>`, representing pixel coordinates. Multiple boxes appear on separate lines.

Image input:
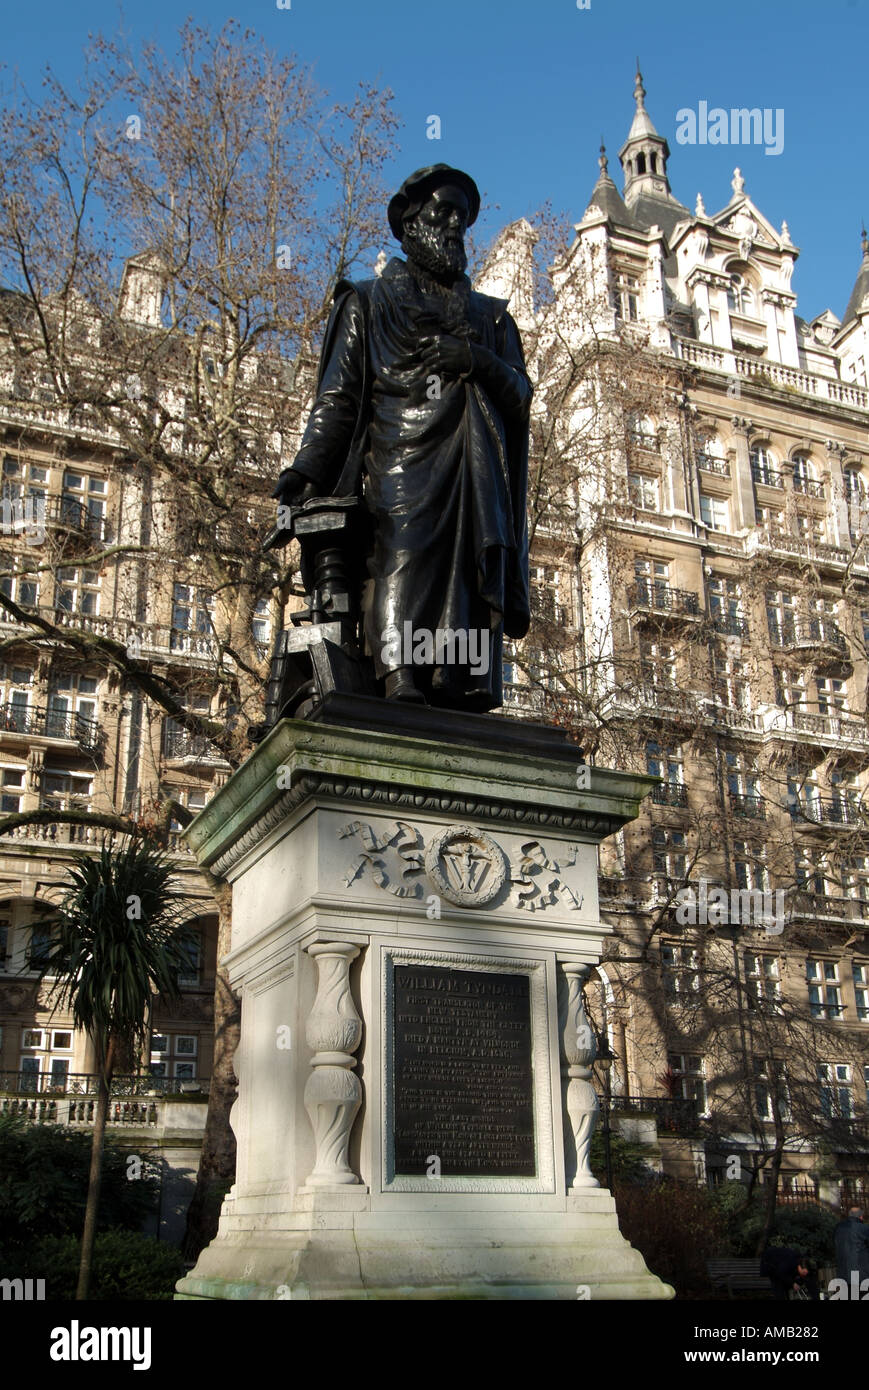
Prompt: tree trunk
<box><xmin>755</xmin><ymin>1109</ymin><xmax>786</xmax><ymax>1257</ymax></box>
<box><xmin>76</xmin><ymin>1040</ymin><xmax>114</xmax><ymax>1300</ymax></box>
<box><xmin>182</xmin><ymin>882</ymin><xmax>240</xmax><ymax>1260</ymax></box>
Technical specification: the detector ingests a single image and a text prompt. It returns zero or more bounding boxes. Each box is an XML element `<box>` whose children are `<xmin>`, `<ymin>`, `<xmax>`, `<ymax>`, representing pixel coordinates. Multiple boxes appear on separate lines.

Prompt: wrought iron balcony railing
<box><xmin>792</xmin><ymin>476</ymin><xmax>825</xmax><ymax>499</ymax></box>
<box><xmin>751</xmin><ymin>463</ymin><xmax>784</xmax><ymax>489</ymax></box>
<box><xmin>163</xmin><ymin>727</ymin><xmax>226</xmax><ymax>762</ymax></box>
<box><xmin>651</xmin><ymin>782</ymin><xmax>689</xmax><ymax>807</ymax></box>
<box><xmin>768</xmin><ymin>617</ymin><xmax>849</xmax><ymax>653</ymax></box>
<box><xmin>628</xmin><ymin>582</ymin><xmax>700</xmax><ymax>617</ymax></box>
<box><xmin>730</xmin><ymin>792</ymin><xmax>766</xmax><ymax>819</ymax></box>
<box><xmin>605</xmin><ymin>1094</ymin><xmax>700</xmax><ymax>1135</ymax></box>
<box><xmin>696</xmin><ymin>454</ymin><xmax>730</xmax><ymax>476</ymax></box>
<box><xmin>0</xmin><ymin>701</ymin><xmax>103</xmax><ymax>753</ymax></box>
<box><xmin>710</xmin><ymin>613</ymin><xmax>750</xmax><ymax>638</ymax></box>
<box><xmin>790</xmin><ymin>797</ymin><xmax>864</xmax><ymax>828</ymax></box>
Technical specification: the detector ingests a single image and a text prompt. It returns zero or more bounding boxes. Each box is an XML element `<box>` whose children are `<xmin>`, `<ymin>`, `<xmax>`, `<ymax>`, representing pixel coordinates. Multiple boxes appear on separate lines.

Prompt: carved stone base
<box><xmin>176</xmin><ymin>714</ymin><xmax>671</xmax><ymax>1302</ymax></box>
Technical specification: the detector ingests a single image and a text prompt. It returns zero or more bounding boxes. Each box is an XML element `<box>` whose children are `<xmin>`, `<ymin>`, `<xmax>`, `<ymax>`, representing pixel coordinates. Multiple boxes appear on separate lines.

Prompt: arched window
<box><xmin>750</xmin><ymin>445</ymin><xmax>779</xmax><ymax>488</ymax></box>
<box><xmin>697</xmin><ymin>436</ymin><xmax>729</xmax><ymax>476</ymax></box>
<box><xmin>792</xmin><ymin>453</ymin><xmax>821</xmax><ymax>497</ymax></box>
<box><xmin>727</xmin><ymin>274</ymin><xmax>755</xmax><ymax>315</ymax></box>
<box><xmin>636</xmin><ymin>153</ymin><xmax>646</xmax><ymax>175</ymax></box>
<box><xmin>844</xmin><ymin>467</ymin><xmax>865</xmax><ymax>504</ymax></box>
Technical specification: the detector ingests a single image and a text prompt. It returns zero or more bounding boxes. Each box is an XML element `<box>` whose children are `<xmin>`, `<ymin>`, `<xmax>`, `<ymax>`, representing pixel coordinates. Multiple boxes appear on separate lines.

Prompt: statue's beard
<box><xmin>402</xmin><ymin>220</ymin><xmax>467</xmax><ymax>285</ymax></box>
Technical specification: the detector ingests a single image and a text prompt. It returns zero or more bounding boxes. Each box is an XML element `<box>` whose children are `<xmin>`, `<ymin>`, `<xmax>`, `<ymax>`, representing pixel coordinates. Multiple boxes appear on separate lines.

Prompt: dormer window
<box><xmin>615</xmin><ymin>273</ymin><xmax>640</xmax><ymax>323</ymax></box>
<box><xmin>727</xmin><ymin>274</ymin><xmax>755</xmax><ymax>315</ymax></box>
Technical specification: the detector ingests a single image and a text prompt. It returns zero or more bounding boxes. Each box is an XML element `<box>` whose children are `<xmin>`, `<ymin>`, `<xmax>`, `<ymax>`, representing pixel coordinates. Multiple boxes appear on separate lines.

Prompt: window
<box><xmin>628</xmin><ymin>472</ymin><xmax>659</xmax><ymax>510</ymax></box>
<box><xmin>47</xmin><ymin>674</ymin><xmax>99</xmax><ymax>739</ymax></box>
<box><xmin>766</xmin><ymin>588</ymin><xmax>797</xmax><ymax>646</ymax></box>
<box><xmin>653</xmin><ymin>829</ymin><xmax>687</xmax><ymax>881</ymax></box>
<box><xmin>531</xmin><ymin>566</ymin><xmax>563</xmax><ymax>623</ymax></box>
<box><xmin>845</xmin><ymin>468</ymin><xmax>865</xmax><ymax>506</ymax></box>
<box><xmin>754</xmin><ymin>1058</ymin><xmax>790</xmax><ymax>1121</ymax></box>
<box><xmin>699</xmin><ymin>494</ymin><xmax>729</xmax><ymax>531</ymax></box>
<box><xmin>62</xmin><ymin>471</ymin><xmax>107</xmax><ymax>539</ymax></box>
<box><xmin>818</xmin><ymin>1062</ymin><xmax>853</xmax><ymax>1119</ymax></box>
<box><xmin>792</xmin><ymin>454</ymin><xmax>821</xmax><ymax>496</ymax></box>
<box><xmin>2</xmin><ymin>457</ymin><xmax>48</xmax><ymax>526</ymax></box>
<box><xmin>727</xmin><ymin>752</ymin><xmax>761</xmax><ymax>816</ymax></box>
<box><xmin>727</xmin><ymin>274</ymin><xmax>755</xmax><ymax>315</ymax></box>
<box><xmin>713</xmin><ymin>652</ymin><xmax>749</xmax><ymax>709</ymax></box>
<box><xmin>170</xmin><ymin>584</ymin><xmax>215</xmax><ymax>651</ymax></box>
<box><xmin>745</xmin><ymin>955</ymin><xmax>782</xmax><ymax>1013</ymax></box>
<box><xmin>149</xmin><ymin>1031</ymin><xmax>198</xmax><ymax>1084</ymax></box>
<box><xmin>697</xmin><ymin>438</ymin><xmax>729</xmax><ymax>476</ymax></box>
<box><xmin>796</xmin><ymin>512</ymin><xmax>826</xmax><ymax>547</ymax></box>
<box><xmin>27</xmin><ymin>924</ymin><xmax>52</xmax><ymax>970</ymax></box>
<box><xmin>56</xmin><ymin>567</ymin><xmax>100</xmax><ymax>617</ymax></box>
<box><xmin>844</xmin><ymin>859</ymin><xmax>869</xmax><ymax>921</ymax></box>
<box><xmin>775</xmin><ymin>667</ymin><xmax>809</xmax><ymax>713</ymax></box>
<box><xmin>667</xmin><ymin>1053</ymin><xmax>707</xmax><ymax>1110</ymax></box>
<box><xmin>0</xmin><ymin>556</ymin><xmax>39</xmax><ymax>611</ymax></box>
<box><xmin>177</xmin><ymin>928</ymin><xmax>202</xmax><ymax>987</ymax></box>
<box><xmin>853</xmin><ymin>964</ymin><xmax>869</xmax><ymax>1022</ymax></box>
<box><xmin>628</xmin><ymin>414</ymin><xmax>658</xmax><ymax>452</ymax></box>
<box><xmin>646</xmin><ymin>742</ymin><xmax>683</xmax><ymax>784</ymax></box>
<box><xmin>640</xmin><ymin>639</ymin><xmax>677</xmax><ymax>689</ymax></box>
<box><xmin>0</xmin><ymin>767</ymin><xmax>24</xmax><ymax>814</ymax></box>
<box><xmin>661</xmin><ymin>942</ymin><xmax>700</xmax><ymax>1000</ymax></box>
<box><xmin>615</xmin><ymin>273</ymin><xmax>640</xmax><ymax>323</ymax></box>
<box><xmin>807</xmin><ymin>959</ymin><xmax>844</xmax><ymax>1020</ymax></box>
<box><xmin>0</xmin><ymin>906</ymin><xmax>10</xmax><ymax>963</ymax></box>
<box><xmin>733</xmin><ymin>841</ymin><xmax>770</xmax><ymax>894</ymax></box>
<box><xmin>633</xmin><ymin>559</ymin><xmax>669</xmax><ymax>607</ymax></box>
<box><xmin>708</xmin><ymin>576</ymin><xmax>744</xmax><ymax>635</ymax></box>
<box><xmin>252</xmin><ymin>597</ymin><xmax>271</xmax><ymax>651</ymax></box>
<box><xmin>816</xmin><ymin>677</ymin><xmax>848</xmax><ymax>716</ymax></box>
<box><xmin>750</xmin><ymin>446</ymin><xmax>780</xmax><ymax>488</ymax></box>
<box><xmin>42</xmin><ymin>770</ymin><xmax>93</xmax><ymax>812</ymax></box>
<box><xmin>0</xmin><ymin>663</ymin><xmax>33</xmax><ymax>734</ymax></box>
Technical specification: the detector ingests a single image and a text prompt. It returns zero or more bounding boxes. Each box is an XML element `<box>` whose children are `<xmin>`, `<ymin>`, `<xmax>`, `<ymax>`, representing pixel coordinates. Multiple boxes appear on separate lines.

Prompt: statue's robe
<box><xmin>290</xmin><ymin>256</ymin><xmax>532</xmax><ymax>710</ymax></box>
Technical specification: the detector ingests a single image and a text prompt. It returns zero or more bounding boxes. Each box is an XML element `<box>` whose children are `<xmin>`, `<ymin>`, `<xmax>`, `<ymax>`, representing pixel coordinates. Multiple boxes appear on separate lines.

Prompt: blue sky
<box><xmin>3</xmin><ymin>0</ymin><xmax>867</xmax><ymax>319</ymax></box>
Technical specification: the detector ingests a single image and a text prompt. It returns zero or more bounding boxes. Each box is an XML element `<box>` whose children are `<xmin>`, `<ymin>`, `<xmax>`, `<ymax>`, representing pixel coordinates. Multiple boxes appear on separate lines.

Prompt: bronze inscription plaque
<box><xmin>392</xmin><ymin>964</ymin><xmax>535</xmax><ymax>1177</ymax></box>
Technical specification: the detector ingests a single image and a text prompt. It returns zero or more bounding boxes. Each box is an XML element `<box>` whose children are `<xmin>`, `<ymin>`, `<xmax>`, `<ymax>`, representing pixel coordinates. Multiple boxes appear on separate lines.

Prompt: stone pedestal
<box><xmin>176</xmin><ymin>704</ymin><xmax>673</xmax><ymax>1300</ymax></box>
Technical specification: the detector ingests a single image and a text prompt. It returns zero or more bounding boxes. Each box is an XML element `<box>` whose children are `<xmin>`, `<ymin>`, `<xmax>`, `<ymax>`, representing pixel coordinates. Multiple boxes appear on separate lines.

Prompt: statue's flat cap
<box><xmin>388</xmin><ymin>165</ymin><xmax>480</xmax><ymax>241</ymax></box>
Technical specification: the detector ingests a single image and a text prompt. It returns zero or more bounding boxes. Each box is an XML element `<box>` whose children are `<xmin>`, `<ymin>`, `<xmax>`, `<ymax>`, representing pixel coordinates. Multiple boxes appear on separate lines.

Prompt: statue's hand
<box><xmin>271</xmin><ymin>469</ymin><xmax>318</xmax><ymax>506</ymax></box>
<box><xmin>417</xmin><ymin>333</ymin><xmax>473</xmax><ymax>380</ymax></box>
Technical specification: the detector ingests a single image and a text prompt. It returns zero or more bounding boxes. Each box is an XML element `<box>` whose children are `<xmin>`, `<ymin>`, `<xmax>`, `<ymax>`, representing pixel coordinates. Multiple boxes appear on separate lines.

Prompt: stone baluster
<box><xmin>559</xmin><ymin>962</ymin><xmax>600</xmax><ymax>1190</ymax></box>
<box><xmin>303</xmin><ymin>941</ymin><xmax>364</xmax><ymax>1187</ymax></box>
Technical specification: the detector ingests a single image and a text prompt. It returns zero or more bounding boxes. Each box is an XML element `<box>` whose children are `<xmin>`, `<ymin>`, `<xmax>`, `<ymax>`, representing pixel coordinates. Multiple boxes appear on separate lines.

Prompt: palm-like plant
<box><xmin>34</xmin><ymin>838</ymin><xmax>194</xmax><ymax>1299</ymax></box>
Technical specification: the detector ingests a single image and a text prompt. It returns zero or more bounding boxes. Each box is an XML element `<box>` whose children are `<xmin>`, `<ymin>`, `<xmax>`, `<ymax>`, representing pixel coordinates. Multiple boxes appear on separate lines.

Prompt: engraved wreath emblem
<box><xmin>424</xmin><ymin>825</ymin><xmax>508</xmax><ymax>906</ymax></box>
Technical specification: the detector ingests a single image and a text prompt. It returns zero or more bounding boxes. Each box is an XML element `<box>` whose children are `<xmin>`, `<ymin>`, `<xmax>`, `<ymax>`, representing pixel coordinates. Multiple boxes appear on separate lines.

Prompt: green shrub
<box><xmin>589</xmin><ymin>1131</ymin><xmax>655</xmax><ymax>1185</ymax></box>
<box><xmin>614</xmin><ymin>1177</ymin><xmax>727</xmax><ymax>1295</ymax></box>
<box><xmin>0</xmin><ymin>1114</ymin><xmax>158</xmax><ymax>1248</ymax></box>
<box><xmin>733</xmin><ymin>1203</ymin><xmax>839</xmax><ymax>1265</ymax></box>
<box><xmin>2</xmin><ymin>1230</ymin><xmax>185</xmax><ymax>1301</ymax></box>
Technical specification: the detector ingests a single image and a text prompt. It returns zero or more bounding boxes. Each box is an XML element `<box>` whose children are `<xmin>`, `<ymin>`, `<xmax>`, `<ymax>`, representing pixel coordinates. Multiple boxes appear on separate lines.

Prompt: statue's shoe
<box><xmin>384</xmin><ymin>670</ymin><xmax>427</xmax><ymax>704</ymax></box>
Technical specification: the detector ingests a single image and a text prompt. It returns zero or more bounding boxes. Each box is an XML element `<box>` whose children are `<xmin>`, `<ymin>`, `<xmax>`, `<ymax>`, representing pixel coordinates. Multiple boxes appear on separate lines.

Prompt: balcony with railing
<box><xmin>0</xmin><ymin>1070</ymin><xmax>210</xmax><ymax>1126</ymax></box>
<box><xmin>751</xmin><ymin>462</ymin><xmax>784</xmax><ymax>490</ymax></box>
<box><xmin>768</xmin><ymin>616</ymin><xmax>849</xmax><ymax>661</ymax></box>
<box><xmin>163</xmin><ymin>725</ymin><xmax>227</xmax><ymax>765</ymax></box>
<box><xmin>793</xmin><ymin>476</ymin><xmax>826</xmax><ymax>500</ymax></box>
<box><xmin>790</xmin><ymin>797</ymin><xmax>865</xmax><ymax>830</ymax></box>
<box><xmin>748</xmin><ymin>529</ymin><xmax>851</xmax><ymax>569</ymax></box>
<box><xmin>0</xmin><ymin>701</ymin><xmax>103</xmax><ymax>754</ymax></box>
<box><xmin>710</xmin><ymin>612</ymin><xmax>750</xmax><ymax>639</ymax></box>
<box><xmin>730</xmin><ymin>792</ymin><xmax>766</xmax><ymax>820</ymax></box>
<box><xmin>627</xmin><ymin>582</ymin><xmax>700</xmax><ymax>622</ymax></box>
<box><xmin>673</xmin><ymin>337</ymin><xmax>869</xmax><ymax>411</ymax></box>
<box><xmin>606</xmin><ymin>1094</ymin><xmax>700</xmax><ymax>1136</ymax></box>
<box><xmin>651</xmin><ymin>782</ymin><xmax>689</xmax><ymax>808</ymax></box>
<box><xmin>696</xmin><ymin>453</ymin><xmax>730</xmax><ymax>477</ymax></box>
